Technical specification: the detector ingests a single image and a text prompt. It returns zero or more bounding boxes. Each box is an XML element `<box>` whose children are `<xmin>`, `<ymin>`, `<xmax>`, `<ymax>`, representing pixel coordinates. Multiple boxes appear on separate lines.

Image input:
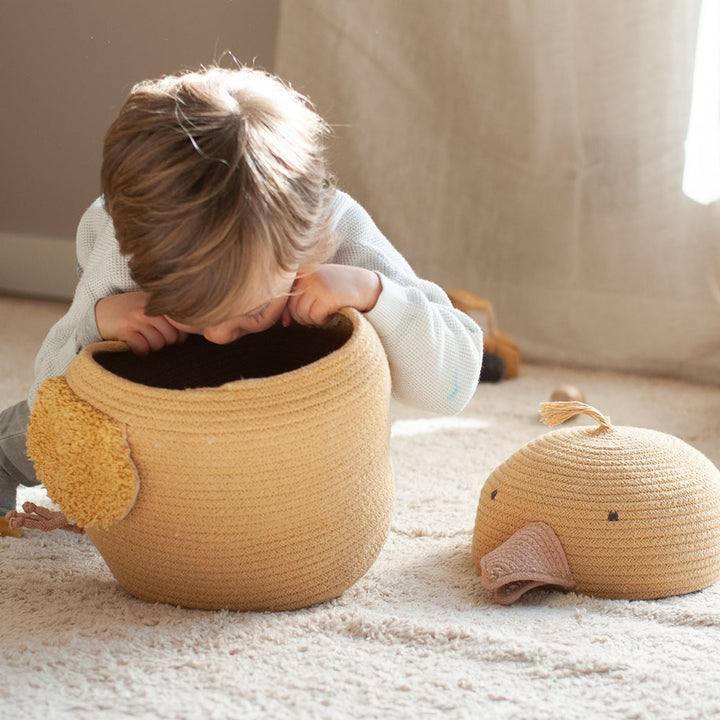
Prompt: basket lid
<box><xmin>473</xmin><ymin>402</ymin><xmax>720</xmax><ymax>602</ymax></box>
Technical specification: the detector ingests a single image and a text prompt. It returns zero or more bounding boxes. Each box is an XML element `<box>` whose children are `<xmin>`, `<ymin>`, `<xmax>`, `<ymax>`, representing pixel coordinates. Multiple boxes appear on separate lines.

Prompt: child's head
<box><xmin>101</xmin><ymin>65</ymin><xmax>335</xmax><ymax>326</ymax></box>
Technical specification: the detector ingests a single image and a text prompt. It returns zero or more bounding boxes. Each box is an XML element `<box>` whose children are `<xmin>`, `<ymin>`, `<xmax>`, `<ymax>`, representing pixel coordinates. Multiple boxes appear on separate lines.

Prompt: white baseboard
<box><xmin>0</xmin><ymin>233</ymin><xmax>76</xmax><ymax>300</ymax></box>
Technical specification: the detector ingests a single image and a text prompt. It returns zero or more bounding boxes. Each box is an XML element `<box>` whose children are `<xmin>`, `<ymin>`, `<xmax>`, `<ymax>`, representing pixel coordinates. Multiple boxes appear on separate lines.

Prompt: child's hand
<box><xmin>95</xmin><ymin>291</ymin><xmax>188</xmax><ymax>355</ymax></box>
<box><xmin>282</xmin><ymin>264</ymin><xmax>381</xmax><ymax>327</ymax></box>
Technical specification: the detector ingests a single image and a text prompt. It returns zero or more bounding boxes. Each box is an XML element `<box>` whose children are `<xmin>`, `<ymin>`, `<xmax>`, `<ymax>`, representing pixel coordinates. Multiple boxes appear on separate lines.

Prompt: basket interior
<box><xmin>93</xmin><ymin>314</ymin><xmax>354</xmax><ymax>389</ymax></box>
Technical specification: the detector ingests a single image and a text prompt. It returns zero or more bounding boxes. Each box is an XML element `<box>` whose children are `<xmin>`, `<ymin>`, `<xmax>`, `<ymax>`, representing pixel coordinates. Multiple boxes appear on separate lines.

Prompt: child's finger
<box><xmin>286</xmin><ymin>291</ymin><xmax>313</xmax><ymax>326</ymax></box>
<box><xmin>295</xmin><ymin>296</ymin><xmax>334</xmax><ymax>326</ymax></box>
<box><xmin>141</xmin><ymin>325</ymin><xmax>169</xmax><ymax>352</ymax></box>
<box><xmin>307</xmin><ymin>298</ymin><xmax>333</xmax><ymax>325</ymax></box>
<box><xmin>152</xmin><ymin>316</ymin><xmax>184</xmax><ymax>346</ymax></box>
<box><xmin>125</xmin><ymin>332</ymin><xmax>151</xmax><ymax>356</ymax></box>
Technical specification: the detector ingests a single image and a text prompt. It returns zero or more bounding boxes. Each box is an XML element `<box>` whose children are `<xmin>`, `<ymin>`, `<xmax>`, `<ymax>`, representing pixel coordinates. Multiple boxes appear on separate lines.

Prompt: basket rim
<box><xmin>66</xmin><ymin>308</ymin><xmax>372</xmax><ymax>408</ymax></box>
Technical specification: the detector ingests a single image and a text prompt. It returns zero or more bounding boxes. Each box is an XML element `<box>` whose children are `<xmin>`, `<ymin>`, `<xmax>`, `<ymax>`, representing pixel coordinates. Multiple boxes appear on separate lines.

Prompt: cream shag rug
<box><xmin>2</xmin><ymin>295</ymin><xmax>720</xmax><ymax>720</ymax></box>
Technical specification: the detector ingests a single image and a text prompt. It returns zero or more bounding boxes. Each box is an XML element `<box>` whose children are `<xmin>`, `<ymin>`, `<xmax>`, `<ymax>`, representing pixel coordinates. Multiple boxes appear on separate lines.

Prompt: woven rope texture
<box><xmin>473</xmin><ymin>403</ymin><xmax>720</xmax><ymax>600</ymax></box>
<box><xmin>30</xmin><ymin>310</ymin><xmax>394</xmax><ymax>611</ymax></box>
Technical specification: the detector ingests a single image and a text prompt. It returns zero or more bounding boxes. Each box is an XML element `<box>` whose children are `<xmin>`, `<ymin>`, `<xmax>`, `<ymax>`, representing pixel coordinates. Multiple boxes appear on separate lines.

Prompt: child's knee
<box><xmin>0</xmin><ymin>401</ymin><xmax>39</xmax><ymax>488</ymax></box>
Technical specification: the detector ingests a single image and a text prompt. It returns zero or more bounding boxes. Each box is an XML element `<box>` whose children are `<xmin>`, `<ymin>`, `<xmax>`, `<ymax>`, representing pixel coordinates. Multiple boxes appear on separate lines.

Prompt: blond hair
<box><xmin>101</xmin><ymin>66</ymin><xmax>336</xmax><ymax>324</ymax></box>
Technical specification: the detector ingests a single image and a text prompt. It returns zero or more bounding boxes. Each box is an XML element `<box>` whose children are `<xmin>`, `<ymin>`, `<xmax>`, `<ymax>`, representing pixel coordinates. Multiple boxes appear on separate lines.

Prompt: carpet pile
<box><xmin>2</xmin><ymin>296</ymin><xmax>719</xmax><ymax>719</ymax></box>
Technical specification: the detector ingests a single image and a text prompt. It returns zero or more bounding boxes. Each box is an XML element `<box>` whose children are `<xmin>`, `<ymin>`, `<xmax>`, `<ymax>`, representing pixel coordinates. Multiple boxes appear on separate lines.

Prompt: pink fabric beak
<box><xmin>480</xmin><ymin>522</ymin><xmax>576</xmax><ymax>604</ymax></box>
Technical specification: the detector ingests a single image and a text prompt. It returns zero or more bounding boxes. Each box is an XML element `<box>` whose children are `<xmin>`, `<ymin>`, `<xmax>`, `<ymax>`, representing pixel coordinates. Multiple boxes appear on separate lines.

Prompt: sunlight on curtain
<box><xmin>277</xmin><ymin>0</ymin><xmax>720</xmax><ymax>384</ymax></box>
<box><xmin>684</xmin><ymin>0</ymin><xmax>720</xmax><ymax>204</ymax></box>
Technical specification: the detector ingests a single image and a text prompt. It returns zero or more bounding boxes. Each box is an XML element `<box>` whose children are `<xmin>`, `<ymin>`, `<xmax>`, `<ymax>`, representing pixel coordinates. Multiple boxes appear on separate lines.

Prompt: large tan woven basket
<box><xmin>28</xmin><ymin>309</ymin><xmax>394</xmax><ymax>611</ymax></box>
<box><xmin>473</xmin><ymin>402</ymin><xmax>720</xmax><ymax>603</ymax></box>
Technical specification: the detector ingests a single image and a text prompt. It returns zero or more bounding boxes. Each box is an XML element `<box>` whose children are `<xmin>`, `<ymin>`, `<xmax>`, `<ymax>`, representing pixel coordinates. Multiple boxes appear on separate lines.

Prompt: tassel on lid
<box><xmin>539</xmin><ymin>401</ymin><xmax>612</xmax><ymax>431</ymax></box>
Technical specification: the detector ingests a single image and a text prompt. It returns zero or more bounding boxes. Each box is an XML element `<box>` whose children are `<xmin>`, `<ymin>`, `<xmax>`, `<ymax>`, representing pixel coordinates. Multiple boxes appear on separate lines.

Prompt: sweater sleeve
<box><xmin>29</xmin><ymin>198</ymin><xmax>138</xmax><ymax>408</ymax></box>
<box><xmin>329</xmin><ymin>191</ymin><xmax>483</xmax><ymax>415</ymax></box>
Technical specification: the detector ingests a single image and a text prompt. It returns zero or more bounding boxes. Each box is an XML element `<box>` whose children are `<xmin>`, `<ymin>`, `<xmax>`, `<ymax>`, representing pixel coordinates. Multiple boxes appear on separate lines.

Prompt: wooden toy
<box><xmin>550</xmin><ymin>385</ymin><xmax>585</xmax><ymax>403</ymax></box>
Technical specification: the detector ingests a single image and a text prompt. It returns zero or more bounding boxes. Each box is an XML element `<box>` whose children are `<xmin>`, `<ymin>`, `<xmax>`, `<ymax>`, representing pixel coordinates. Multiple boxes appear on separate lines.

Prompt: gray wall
<box><xmin>0</xmin><ymin>0</ymin><xmax>279</xmax><ymax>298</ymax></box>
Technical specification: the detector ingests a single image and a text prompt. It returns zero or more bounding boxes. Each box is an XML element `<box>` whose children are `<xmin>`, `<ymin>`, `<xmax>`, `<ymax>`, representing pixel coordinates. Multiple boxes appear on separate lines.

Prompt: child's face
<box><xmin>165</xmin><ymin>269</ymin><xmax>297</xmax><ymax>344</ymax></box>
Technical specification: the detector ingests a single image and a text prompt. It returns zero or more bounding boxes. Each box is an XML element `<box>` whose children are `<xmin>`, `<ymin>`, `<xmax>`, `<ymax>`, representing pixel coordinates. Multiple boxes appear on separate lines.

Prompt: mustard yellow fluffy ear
<box><xmin>27</xmin><ymin>377</ymin><xmax>139</xmax><ymax>529</ymax></box>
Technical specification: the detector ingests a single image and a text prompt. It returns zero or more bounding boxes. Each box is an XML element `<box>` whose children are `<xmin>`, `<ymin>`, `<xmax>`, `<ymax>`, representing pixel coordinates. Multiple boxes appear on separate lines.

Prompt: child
<box><xmin>0</xmin><ymin>66</ymin><xmax>483</xmax><ymax>515</ymax></box>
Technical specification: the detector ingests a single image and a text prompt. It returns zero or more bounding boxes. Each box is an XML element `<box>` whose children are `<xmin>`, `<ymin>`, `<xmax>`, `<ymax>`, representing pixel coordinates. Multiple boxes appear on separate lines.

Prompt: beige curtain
<box><xmin>276</xmin><ymin>0</ymin><xmax>720</xmax><ymax>384</ymax></box>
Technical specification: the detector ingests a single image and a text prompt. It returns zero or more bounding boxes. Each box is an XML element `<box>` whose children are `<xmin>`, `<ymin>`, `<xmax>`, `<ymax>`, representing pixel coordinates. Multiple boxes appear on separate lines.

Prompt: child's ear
<box><xmin>27</xmin><ymin>377</ymin><xmax>140</xmax><ymax>529</ymax></box>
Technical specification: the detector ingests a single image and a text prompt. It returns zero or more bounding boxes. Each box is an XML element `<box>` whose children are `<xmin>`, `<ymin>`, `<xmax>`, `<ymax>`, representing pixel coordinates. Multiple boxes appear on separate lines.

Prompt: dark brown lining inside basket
<box><xmin>93</xmin><ymin>315</ymin><xmax>353</xmax><ymax>389</ymax></box>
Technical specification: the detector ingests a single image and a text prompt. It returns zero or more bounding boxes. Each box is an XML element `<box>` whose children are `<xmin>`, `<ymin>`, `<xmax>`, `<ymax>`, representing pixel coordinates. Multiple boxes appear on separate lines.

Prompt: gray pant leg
<box><xmin>0</xmin><ymin>400</ymin><xmax>40</xmax><ymax>513</ymax></box>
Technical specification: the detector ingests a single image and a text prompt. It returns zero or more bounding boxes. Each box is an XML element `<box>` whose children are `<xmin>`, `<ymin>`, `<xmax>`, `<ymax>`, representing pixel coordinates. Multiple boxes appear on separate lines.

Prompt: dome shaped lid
<box><xmin>519</xmin><ymin>401</ymin><xmax>717</xmax><ymax>490</ymax></box>
<box><xmin>473</xmin><ymin>401</ymin><xmax>720</xmax><ymax>603</ymax></box>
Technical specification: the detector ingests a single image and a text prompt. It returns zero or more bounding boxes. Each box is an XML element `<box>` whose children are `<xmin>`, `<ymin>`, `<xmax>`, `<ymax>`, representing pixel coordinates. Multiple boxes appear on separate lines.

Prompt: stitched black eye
<box><xmin>608</xmin><ymin>511</ymin><xmax>619</xmax><ymax>521</ymax></box>
<box><xmin>491</xmin><ymin>490</ymin><xmax>498</xmax><ymax>500</ymax></box>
